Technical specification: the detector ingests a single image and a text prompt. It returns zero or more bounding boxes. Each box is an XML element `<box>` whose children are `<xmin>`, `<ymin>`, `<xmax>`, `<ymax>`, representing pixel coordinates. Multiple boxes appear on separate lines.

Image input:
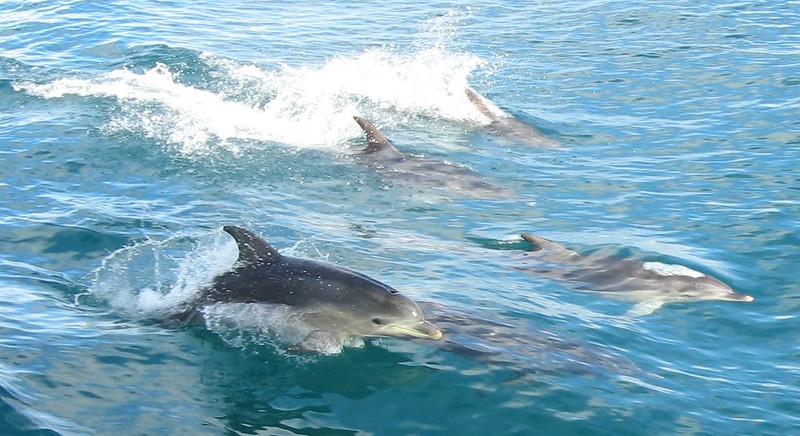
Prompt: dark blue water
<box><xmin>2</xmin><ymin>1</ymin><xmax>799</xmax><ymax>434</ymax></box>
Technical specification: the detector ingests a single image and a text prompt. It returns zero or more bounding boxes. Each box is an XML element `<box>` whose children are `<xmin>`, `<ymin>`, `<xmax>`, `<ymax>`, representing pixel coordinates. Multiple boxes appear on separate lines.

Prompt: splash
<box><xmin>87</xmin><ymin>229</ymin><xmax>237</xmax><ymax>319</ymax></box>
<box><xmin>289</xmin><ymin>48</ymin><xmax>486</xmax><ymax>122</ymax></box>
<box><xmin>16</xmin><ymin>45</ymin><xmax>488</xmax><ymax>156</ymax></box>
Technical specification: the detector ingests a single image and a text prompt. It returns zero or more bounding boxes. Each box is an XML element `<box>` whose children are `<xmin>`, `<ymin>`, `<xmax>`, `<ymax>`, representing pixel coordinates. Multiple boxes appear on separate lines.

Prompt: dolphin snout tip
<box><xmin>729</xmin><ymin>292</ymin><xmax>754</xmax><ymax>302</ymax></box>
<box><xmin>418</xmin><ymin>321</ymin><xmax>443</xmax><ymax>340</ymax></box>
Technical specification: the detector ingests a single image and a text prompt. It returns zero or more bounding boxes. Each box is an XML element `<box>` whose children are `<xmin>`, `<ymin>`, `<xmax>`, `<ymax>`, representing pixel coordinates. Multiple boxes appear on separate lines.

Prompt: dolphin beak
<box><xmin>392</xmin><ymin>320</ymin><xmax>442</xmax><ymax>340</ymax></box>
<box><xmin>418</xmin><ymin>321</ymin><xmax>443</xmax><ymax>340</ymax></box>
<box><xmin>728</xmin><ymin>291</ymin><xmax>754</xmax><ymax>302</ymax></box>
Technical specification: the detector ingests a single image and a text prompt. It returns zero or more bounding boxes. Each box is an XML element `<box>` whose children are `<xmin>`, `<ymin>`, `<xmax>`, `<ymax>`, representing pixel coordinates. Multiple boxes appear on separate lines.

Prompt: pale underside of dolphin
<box><xmin>465</xmin><ymin>87</ymin><xmax>559</xmax><ymax>147</ymax></box>
<box><xmin>352</xmin><ymin>116</ymin><xmax>513</xmax><ymax>198</ymax></box>
<box><xmin>179</xmin><ymin>226</ymin><xmax>442</xmax><ymax>352</ymax></box>
<box><xmin>516</xmin><ymin>233</ymin><xmax>754</xmax><ymax>315</ymax></box>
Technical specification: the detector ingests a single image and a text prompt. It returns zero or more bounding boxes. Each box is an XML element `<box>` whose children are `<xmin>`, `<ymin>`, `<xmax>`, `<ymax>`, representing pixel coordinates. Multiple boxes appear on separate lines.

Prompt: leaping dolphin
<box><xmin>352</xmin><ymin>116</ymin><xmax>513</xmax><ymax>198</ymax></box>
<box><xmin>515</xmin><ymin>233</ymin><xmax>754</xmax><ymax>315</ymax></box>
<box><xmin>465</xmin><ymin>87</ymin><xmax>559</xmax><ymax>147</ymax></box>
<box><xmin>180</xmin><ymin>226</ymin><xmax>442</xmax><ymax>350</ymax></box>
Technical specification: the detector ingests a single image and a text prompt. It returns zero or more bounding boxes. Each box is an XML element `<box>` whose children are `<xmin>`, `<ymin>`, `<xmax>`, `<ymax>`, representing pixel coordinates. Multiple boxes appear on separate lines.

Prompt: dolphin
<box><xmin>352</xmin><ymin>116</ymin><xmax>513</xmax><ymax>198</ymax></box>
<box><xmin>180</xmin><ymin>226</ymin><xmax>442</xmax><ymax>350</ymax></box>
<box><xmin>407</xmin><ymin>301</ymin><xmax>640</xmax><ymax>376</ymax></box>
<box><xmin>465</xmin><ymin>87</ymin><xmax>558</xmax><ymax>147</ymax></box>
<box><xmin>515</xmin><ymin>233</ymin><xmax>754</xmax><ymax>315</ymax></box>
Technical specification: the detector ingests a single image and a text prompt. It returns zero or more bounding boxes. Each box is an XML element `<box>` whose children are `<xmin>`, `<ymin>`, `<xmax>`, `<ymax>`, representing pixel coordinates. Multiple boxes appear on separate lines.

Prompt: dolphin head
<box><xmin>641</xmin><ymin>262</ymin><xmax>754</xmax><ymax>303</ymax></box>
<box><xmin>320</xmin><ymin>285</ymin><xmax>442</xmax><ymax>340</ymax></box>
<box><xmin>674</xmin><ymin>275</ymin><xmax>754</xmax><ymax>303</ymax></box>
<box><xmin>367</xmin><ymin>294</ymin><xmax>443</xmax><ymax>340</ymax></box>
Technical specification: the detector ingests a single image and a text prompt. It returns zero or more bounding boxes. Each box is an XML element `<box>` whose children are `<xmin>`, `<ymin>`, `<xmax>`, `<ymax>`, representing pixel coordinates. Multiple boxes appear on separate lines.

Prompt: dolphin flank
<box><xmin>180</xmin><ymin>226</ymin><xmax>442</xmax><ymax>350</ymax></box>
<box><xmin>515</xmin><ymin>233</ymin><xmax>753</xmax><ymax>315</ymax></box>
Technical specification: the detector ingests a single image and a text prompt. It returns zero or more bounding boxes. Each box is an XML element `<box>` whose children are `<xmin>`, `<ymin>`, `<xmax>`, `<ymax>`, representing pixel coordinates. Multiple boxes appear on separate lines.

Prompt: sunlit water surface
<box><xmin>1</xmin><ymin>1</ymin><xmax>799</xmax><ymax>434</ymax></box>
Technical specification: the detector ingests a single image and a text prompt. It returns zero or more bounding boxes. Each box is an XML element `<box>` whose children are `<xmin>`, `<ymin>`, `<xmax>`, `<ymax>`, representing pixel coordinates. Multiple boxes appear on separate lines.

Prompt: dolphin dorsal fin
<box><xmin>520</xmin><ymin>234</ymin><xmax>578</xmax><ymax>257</ymax></box>
<box><xmin>223</xmin><ymin>225</ymin><xmax>281</xmax><ymax>266</ymax></box>
<box><xmin>465</xmin><ymin>87</ymin><xmax>496</xmax><ymax>120</ymax></box>
<box><xmin>353</xmin><ymin>116</ymin><xmax>401</xmax><ymax>155</ymax></box>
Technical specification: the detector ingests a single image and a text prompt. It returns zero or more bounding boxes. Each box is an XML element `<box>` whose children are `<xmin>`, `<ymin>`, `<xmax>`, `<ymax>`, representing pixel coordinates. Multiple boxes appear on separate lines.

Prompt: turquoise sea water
<box><xmin>2</xmin><ymin>0</ymin><xmax>799</xmax><ymax>434</ymax></box>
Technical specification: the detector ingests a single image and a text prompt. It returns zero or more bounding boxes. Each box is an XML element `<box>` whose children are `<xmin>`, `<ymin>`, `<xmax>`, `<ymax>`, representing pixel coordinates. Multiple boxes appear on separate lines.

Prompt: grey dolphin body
<box><xmin>516</xmin><ymin>234</ymin><xmax>754</xmax><ymax>315</ymax></box>
<box><xmin>352</xmin><ymin>116</ymin><xmax>513</xmax><ymax>198</ymax></box>
<box><xmin>465</xmin><ymin>87</ymin><xmax>558</xmax><ymax>147</ymax></box>
<box><xmin>183</xmin><ymin>226</ymin><xmax>441</xmax><ymax>347</ymax></box>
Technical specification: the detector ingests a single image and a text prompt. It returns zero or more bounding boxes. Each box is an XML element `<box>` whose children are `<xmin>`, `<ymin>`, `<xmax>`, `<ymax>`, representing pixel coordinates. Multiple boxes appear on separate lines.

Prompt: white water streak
<box><xmin>17</xmin><ymin>47</ymin><xmax>488</xmax><ymax>156</ymax></box>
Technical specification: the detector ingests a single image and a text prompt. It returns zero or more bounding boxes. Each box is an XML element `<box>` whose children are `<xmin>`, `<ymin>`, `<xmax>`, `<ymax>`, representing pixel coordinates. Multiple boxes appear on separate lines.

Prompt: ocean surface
<box><xmin>2</xmin><ymin>0</ymin><xmax>799</xmax><ymax>434</ymax></box>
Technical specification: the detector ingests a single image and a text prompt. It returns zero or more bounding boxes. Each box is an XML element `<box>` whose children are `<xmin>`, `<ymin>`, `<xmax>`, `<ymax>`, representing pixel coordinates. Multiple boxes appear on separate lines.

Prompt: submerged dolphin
<box><xmin>465</xmin><ymin>87</ymin><xmax>558</xmax><ymax>147</ymax></box>
<box><xmin>352</xmin><ymin>116</ymin><xmax>513</xmax><ymax>198</ymax></box>
<box><xmin>515</xmin><ymin>233</ymin><xmax>753</xmax><ymax>315</ymax></box>
<box><xmin>180</xmin><ymin>226</ymin><xmax>441</xmax><ymax>350</ymax></box>
<box><xmin>408</xmin><ymin>301</ymin><xmax>640</xmax><ymax>376</ymax></box>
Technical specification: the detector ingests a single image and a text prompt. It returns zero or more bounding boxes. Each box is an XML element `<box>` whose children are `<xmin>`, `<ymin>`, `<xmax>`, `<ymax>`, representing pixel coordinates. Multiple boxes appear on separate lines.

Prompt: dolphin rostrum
<box><xmin>352</xmin><ymin>115</ymin><xmax>513</xmax><ymax>198</ymax></box>
<box><xmin>181</xmin><ymin>226</ymin><xmax>442</xmax><ymax>350</ymax></box>
<box><xmin>465</xmin><ymin>87</ymin><xmax>559</xmax><ymax>147</ymax></box>
<box><xmin>516</xmin><ymin>233</ymin><xmax>754</xmax><ymax>315</ymax></box>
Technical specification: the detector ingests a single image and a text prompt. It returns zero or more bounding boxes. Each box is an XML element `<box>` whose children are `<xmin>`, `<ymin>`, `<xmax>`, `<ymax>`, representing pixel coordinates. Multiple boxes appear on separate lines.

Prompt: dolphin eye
<box><xmin>372</xmin><ymin>318</ymin><xmax>384</xmax><ymax>325</ymax></box>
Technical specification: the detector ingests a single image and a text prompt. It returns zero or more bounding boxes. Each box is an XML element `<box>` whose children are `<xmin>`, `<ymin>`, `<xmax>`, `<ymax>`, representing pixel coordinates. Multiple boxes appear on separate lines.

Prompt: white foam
<box><xmin>642</xmin><ymin>262</ymin><xmax>706</xmax><ymax>278</ymax></box>
<box><xmin>18</xmin><ymin>64</ymin><xmax>285</xmax><ymax>155</ymax></box>
<box><xmin>303</xmin><ymin>48</ymin><xmax>487</xmax><ymax>122</ymax></box>
<box><xmin>17</xmin><ymin>45</ymin><xmax>489</xmax><ymax>156</ymax></box>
